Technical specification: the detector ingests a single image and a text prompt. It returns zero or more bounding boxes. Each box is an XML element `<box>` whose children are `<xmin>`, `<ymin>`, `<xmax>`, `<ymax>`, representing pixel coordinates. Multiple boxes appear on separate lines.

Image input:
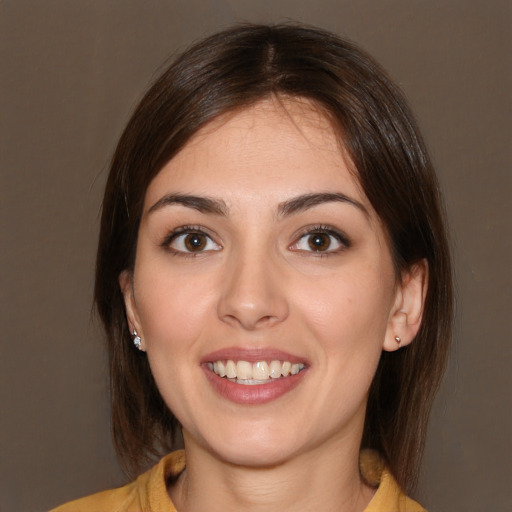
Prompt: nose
<box><xmin>217</xmin><ymin>249</ymin><xmax>289</xmax><ymax>331</ymax></box>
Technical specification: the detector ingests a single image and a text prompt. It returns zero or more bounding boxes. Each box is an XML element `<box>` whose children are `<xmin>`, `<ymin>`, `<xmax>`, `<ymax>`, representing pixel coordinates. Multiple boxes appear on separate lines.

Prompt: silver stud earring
<box><xmin>394</xmin><ymin>336</ymin><xmax>401</xmax><ymax>345</ymax></box>
<box><xmin>132</xmin><ymin>329</ymin><xmax>143</xmax><ymax>350</ymax></box>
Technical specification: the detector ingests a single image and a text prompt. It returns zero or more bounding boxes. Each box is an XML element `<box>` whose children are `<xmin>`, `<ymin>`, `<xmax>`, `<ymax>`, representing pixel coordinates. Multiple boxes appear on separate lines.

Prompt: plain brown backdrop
<box><xmin>1</xmin><ymin>1</ymin><xmax>510</xmax><ymax>511</ymax></box>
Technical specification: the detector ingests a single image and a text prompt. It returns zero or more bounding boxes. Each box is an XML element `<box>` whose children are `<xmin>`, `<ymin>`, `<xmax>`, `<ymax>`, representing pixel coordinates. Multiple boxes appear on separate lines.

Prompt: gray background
<box><xmin>1</xmin><ymin>1</ymin><xmax>510</xmax><ymax>511</ymax></box>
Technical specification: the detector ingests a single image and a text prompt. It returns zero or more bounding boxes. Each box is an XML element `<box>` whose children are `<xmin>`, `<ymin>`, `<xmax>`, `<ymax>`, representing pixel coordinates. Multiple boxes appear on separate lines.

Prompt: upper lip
<box><xmin>200</xmin><ymin>347</ymin><xmax>308</xmax><ymax>365</ymax></box>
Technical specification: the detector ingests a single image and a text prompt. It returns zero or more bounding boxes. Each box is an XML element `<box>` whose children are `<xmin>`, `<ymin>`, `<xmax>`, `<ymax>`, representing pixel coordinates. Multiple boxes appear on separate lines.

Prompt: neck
<box><xmin>169</xmin><ymin>433</ymin><xmax>375</xmax><ymax>512</ymax></box>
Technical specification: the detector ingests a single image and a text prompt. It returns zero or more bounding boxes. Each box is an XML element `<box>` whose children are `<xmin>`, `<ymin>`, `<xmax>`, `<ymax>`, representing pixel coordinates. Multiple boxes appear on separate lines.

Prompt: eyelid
<box><xmin>289</xmin><ymin>224</ymin><xmax>351</xmax><ymax>253</ymax></box>
<box><xmin>162</xmin><ymin>225</ymin><xmax>222</xmax><ymax>254</ymax></box>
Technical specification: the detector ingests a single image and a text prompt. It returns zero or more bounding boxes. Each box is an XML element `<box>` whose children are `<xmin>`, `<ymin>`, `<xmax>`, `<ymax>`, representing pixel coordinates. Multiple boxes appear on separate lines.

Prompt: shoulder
<box><xmin>361</xmin><ymin>450</ymin><xmax>427</xmax><ymax>512</ymax></box>
<box><xmin>366</xmin><ymin>469</ymin><xmax>427</xmax><ymax>512</ymax></box>
<box><xmin>49</xmin><ymin>451</ymin><xmax>185</xmax><ymax>512</ymax></box>
<box><xmin>49</xmin><ymin>482</ymin><xmax>140</xmax><ymax>512</ymax></box>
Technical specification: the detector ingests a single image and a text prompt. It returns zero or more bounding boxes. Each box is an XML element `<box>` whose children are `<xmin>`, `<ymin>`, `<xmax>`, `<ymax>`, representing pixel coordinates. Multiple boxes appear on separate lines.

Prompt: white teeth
<box><xmin>225</xmin><ymin>360</ymin><xmax>237</xmax><ymax>379</ymax></box>
<box><xmin>210</xmin><ymin>359</ymin><xmax>305</xmax><ymax>381</ymax></box>
<box><xmin>236</xmin><ymin>361</ymin><xmax>252</xmax><ymax>379</ymax></box>
<box><xmin>217</xmin><ymin>360</ymin><xmax>226</xmax><ymax>377</ymax></box>
<box><xmin>232</xmin><ymin>379</ymin><xmax>270</xmax><ymax>385</ymax></box>
<box><xmin>269</xmin><ymin>360</ymin><xmax>282</xmax><ymax>378</ymax></box>
<box><xmin>252</xmin><ymin>361</ymin><xmax>270</xmax><ymax>380</ymax></box>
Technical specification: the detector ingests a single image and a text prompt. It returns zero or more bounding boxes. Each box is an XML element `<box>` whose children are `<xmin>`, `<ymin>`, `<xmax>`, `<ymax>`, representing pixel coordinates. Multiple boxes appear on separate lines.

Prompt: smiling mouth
<box><xmin>207</xmin><ymin>360</ymin><xmax>306</xmax><ymax>385</ymax></box>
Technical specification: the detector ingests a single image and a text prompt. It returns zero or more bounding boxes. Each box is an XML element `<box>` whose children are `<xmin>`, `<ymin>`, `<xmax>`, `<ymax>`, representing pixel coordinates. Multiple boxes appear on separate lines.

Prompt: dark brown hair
<box><xmin>95</xmin><ymin>23</ymin><xmax>452</xmax><ymax>493</ymax></box>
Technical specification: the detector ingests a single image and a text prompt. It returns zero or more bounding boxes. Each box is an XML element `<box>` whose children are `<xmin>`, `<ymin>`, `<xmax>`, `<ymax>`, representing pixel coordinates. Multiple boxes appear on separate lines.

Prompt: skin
<box><xmin>121</xmin><ymin>98</ymin><xmax>426</xmax><ymax>512</ymax></box>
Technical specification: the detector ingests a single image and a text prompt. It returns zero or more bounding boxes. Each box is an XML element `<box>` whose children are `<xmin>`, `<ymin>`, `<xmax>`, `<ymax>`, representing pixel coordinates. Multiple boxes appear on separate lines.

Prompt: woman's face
<box><xmin>122</xmin><ymin>99</ymin><xmax>415</xmax><ymax>467</ymax></box>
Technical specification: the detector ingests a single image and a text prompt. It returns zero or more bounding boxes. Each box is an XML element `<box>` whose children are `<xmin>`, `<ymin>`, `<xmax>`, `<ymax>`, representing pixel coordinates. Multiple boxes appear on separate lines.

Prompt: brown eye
<box><xmin>291</xmin><ymin>228</ymin><xmax>346</xmax><ymax>254</ymax></box>
<box><xmin>307</xmin><ymin>233</ymin><xmax>332</xmax><ymax>251</ymax></box>
<box><xmin>184</xmin><ymin>233</ymin><xmax>207</xmax><ymax>251</ymax></box>
<box><xmin>168</xmin><ymin>230</ymin><xmax>221</xmax><ymax>254</ymax></box>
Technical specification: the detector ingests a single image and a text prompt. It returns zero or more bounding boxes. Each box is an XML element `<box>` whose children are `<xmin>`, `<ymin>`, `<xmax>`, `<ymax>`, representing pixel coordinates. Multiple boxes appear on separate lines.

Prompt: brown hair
<box><xmin>95</xmin><ymin>23</ymin><xmax>452</xmax><ymax>493</ymax></box>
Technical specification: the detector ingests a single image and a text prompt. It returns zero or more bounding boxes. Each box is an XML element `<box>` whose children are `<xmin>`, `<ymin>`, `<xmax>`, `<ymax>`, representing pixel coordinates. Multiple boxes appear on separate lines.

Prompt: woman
<box><xmin>53</xmin><ymin>23</ymin><xmax>452</xmax><ymax>512</ymax></box>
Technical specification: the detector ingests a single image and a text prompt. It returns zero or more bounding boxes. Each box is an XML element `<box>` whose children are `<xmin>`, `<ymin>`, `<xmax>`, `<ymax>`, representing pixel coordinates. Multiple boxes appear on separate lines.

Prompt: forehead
<box><xmin>194</xmin><ymin>97</ymin><xmax>342</xmax><ymax>150</ymax></box>
<box><xmin>143</xmin><ymin>98</ymin><xmax>368</xmax><ymax>212</ymax></box>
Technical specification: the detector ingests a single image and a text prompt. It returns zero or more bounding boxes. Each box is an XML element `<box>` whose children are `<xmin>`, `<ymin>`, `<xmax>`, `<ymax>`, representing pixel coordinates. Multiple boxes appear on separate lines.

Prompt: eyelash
<box><xmin>161</xmin><ymin>224</ymin><xmax>351</xmax><ymax>257</ymax></box>
<box><xmin>290</xmin><ymin>224</ymin><xmax>351</xmax><ymax>256</ymax></box>
<box><xmin>161</xmin><ymin>225</ymin><xmax>221</xmax><ymax>257</ymax></box>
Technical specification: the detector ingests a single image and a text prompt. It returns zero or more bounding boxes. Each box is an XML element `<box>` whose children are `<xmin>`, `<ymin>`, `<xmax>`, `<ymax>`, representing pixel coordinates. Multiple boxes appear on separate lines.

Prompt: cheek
<box><xmin>294</xmin><ymin>265</ymin><xmax>395</xmax><ymax>356</ymax></box>
<box><xmin>132</xmin><ymin>265</ymin><xmax>217</xmax><ymax>419</ymax></box>
<box><xmin>133</xmin><ymin>259</ymin><xmax>217</xmax><ymax>353</ymax></box>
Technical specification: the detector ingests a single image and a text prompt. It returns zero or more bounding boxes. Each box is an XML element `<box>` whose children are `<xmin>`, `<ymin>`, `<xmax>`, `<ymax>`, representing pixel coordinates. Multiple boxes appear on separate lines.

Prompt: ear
<box><xmin>119</xmin><ymin>270</ymin><xmax>145</xmax><ymax>351</ymax></box>
<box><xmin>383</xmin><ymin>260</ymin><xmax>428</xmax><ymax>352</ymax></box>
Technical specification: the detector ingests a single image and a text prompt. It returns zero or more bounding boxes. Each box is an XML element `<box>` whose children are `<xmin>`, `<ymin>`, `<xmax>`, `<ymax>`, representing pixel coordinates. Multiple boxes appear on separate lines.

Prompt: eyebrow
<box><xmin>148</xmin><ymin>194</ymin><xmax>228</xmax><ymax>216</ymax></box>
<box><xmin>278</xmin><ymin>192</ymin><xmax>368</xmax><ymax>217</ymax></box>
<box><xmin>147</xmin><ymin>191</ymin><xmax>367</xmax><ymax>217</ymax></box>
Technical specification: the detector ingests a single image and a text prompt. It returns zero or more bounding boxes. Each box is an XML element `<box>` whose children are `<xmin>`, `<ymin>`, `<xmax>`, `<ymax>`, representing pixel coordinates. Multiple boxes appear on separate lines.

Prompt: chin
<box><xmin>187</xmin><ymin>421</ymin><xmax>304</xmax><ymax>469</ymax></box>
<box><xmin>214</xmin><ymin>439</ymin><xmax>297</xmax><ymax>469</ymax></box>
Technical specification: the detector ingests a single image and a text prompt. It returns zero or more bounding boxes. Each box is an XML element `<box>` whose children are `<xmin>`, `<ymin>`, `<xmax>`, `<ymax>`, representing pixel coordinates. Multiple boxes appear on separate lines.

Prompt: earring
<box><xmin>394</xmin><ymin>336</ymin><xmax>401</xmax><ymax>345</ymax></box>
<box><xmin>132</xmin><ymin>329</ymin><xmax>143</xmax><ymax>350</ymax></box>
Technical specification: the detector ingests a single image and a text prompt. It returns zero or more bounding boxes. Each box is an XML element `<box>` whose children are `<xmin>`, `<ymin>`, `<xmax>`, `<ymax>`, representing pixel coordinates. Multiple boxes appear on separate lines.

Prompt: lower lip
<box><xmin>202</xmin><ymin>365</ymin><xmax>307</xmax><ymax>405</ymax></box>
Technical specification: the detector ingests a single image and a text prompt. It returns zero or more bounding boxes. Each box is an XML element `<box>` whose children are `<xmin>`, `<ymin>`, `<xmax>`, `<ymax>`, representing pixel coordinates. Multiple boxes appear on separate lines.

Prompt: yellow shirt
<box><xmin>51</xmin><ymin>450</ymin><xmax>426</xmax><ymax>512</ymax></box>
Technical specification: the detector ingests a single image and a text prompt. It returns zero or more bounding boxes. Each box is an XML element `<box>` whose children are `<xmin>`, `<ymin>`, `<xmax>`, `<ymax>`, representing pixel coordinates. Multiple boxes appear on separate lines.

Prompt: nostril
<box><xmin>221</xmin><ymin>313</ymin><xmax>278</xmax><ymax>329</ymax></box>
<box><xmin>217</xmin><ymin>263</ymin><xmax>290</xmax><ymax>329</ymax></box>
